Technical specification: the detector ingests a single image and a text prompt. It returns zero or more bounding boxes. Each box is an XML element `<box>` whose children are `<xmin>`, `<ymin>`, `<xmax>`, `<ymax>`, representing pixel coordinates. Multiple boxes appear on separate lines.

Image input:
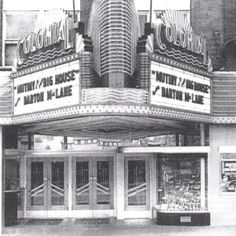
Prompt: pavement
<box><xmin>2</xmin><ymin>218</ymin><xmax>236</xmax><ymax>236</ymax></box>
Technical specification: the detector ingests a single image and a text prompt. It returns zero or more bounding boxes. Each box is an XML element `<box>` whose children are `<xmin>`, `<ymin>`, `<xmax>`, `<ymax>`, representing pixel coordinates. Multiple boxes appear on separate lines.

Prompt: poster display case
<box><xmin>221</xmin><ymin>160</ymin><xmax>236</xmax><ymax>193</ymax></box>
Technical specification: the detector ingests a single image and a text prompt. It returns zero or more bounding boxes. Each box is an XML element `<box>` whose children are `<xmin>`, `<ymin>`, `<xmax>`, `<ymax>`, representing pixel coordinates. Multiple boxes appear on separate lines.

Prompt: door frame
<box><xmin>26</xmin><ymin>158</ymin><xmax>47</xmax><ymax>211</ymax></box>
<box><xmin>124</xmin><ymin>155</ymin><xmax>150</xmax><ymax>210</ymax></box>
<box><xmin>48</xmin><ymin>157</ymin><xmax>68</xmax><ymax>210</ymax></box>
<box><xmin>72</xmin><ymin>156</ymin><xmax>114</xmax><ymax>211</ymax></box>
<box><xmin>72</xmin><ymin>157</ymin><xmax>92</xmax><ymax>210</ymax></box>
<box><xmin>26</xmin><ymin>157</ymin><xmax>68</xmax><ymax>211</ymax></box>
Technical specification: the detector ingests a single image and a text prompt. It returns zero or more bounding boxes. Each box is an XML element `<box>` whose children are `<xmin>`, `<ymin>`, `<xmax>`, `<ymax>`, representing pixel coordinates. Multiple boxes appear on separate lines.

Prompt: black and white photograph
<box><xmin>0</xmin><ymin>0</ymin><xmax>236</xmax><ymax>235</ymax></box>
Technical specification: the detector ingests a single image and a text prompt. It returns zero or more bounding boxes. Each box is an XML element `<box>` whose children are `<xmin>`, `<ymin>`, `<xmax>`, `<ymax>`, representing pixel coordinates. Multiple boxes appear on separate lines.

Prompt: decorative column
<box><xmin>0</xmin><ymin>126</ymin><xmax>3</xmax><ymax>232</ymax></box>
<box><xmin>200</xmin><ymin>157</ymin><xmax>206</xmax><ymax>210</ymax></box>
<box><xmin>200</xmin><ymin>124</ymin><xmax>205</xmax><ymax>146</ymax></box>
<box><xmin>22</xmin><ymin>155</ymin><xmax>27</xmax><ymax>218</ymax></box>
<box><xmin>150</xmin><ymin>155</ymin><xmax>156</xmax><ymax>218</ymax></box>
<box><xmin>68</xmin><ymin>156</ymin><xmax>73</xmax><ymax>214</ymax></box>
<box><xmin>200</xmin><ymin>123</ymin><xmax>206</xmax><ymax>210</ymax></box>
<box><xmin>116</xmin><ymin>152</ymin><xmax>125</xmax><ymax>220</ymax></box>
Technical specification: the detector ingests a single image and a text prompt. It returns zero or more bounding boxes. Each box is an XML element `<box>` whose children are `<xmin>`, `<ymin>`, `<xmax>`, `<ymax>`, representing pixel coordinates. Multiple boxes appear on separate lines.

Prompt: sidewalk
<box><xmin>2</xmin><ymin>219</ymin><xmax>236</xmax><ymax>236</ymax></box>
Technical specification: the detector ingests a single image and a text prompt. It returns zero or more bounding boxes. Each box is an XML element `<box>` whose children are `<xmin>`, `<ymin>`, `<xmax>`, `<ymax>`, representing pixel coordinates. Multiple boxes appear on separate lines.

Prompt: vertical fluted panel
<box><xmin>88</xmin><ymin>0</ymin><xmax>140</xmax><ymax>82</ymax></box>
<box><xmin>0</xmin><ymin>70</ymin><xmax>13</xmax><ymax>115</ymax></box>
<box><xmin>136</xmin><ymin>52</ymin><xmax>150</xmax><ymax>92</ymax></box>
<box><xmin>80</xmin><ymin>52</ymin><xmax>96</xmax><ymax>88</ymax></box>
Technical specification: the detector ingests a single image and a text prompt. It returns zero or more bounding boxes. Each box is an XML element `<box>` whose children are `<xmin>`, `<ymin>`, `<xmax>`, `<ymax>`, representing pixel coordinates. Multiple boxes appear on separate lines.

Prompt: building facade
<box><xmin>1</xmin><ymin>0</ymin><xmax>235</xmax><ymax>230</ymax></box>
<box><xmin>191</xmin><ymin>0</ymin><xmax>236</xmax><ymax>226</ymax></box>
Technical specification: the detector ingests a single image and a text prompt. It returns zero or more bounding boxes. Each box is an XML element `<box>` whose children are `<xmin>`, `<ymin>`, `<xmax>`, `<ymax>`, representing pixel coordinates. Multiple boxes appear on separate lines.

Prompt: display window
<box><xmin>221</xmin><ymin>160</ymin><xmax>236</xmax><ymax>193</ymax></box>
<box><xmin>157</xmin><ymin>154</ymin><xmax>207</xmax><ymax>212</ymax></box>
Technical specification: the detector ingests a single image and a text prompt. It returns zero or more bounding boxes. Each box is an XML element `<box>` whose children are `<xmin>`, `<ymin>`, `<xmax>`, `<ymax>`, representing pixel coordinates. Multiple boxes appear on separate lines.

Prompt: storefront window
<box><xmin>157</xmin><ymin>155</ymin><xmax>207</xmax><ymax>211</ymax></box>
<box><xmin>221</xmin><ymin>160</ymin><xmax>236</xmax><ymax>193</ymax></box>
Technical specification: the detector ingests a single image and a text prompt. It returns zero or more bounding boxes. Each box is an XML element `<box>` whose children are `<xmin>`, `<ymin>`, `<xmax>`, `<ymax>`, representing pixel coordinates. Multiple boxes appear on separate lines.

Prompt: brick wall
<box><xmin>224</xmin><ymin>0</ymin><xmax>236</xmax><ymax>42</ymax></box>
<box><xmin>80</xmin><ymin>0</ymin><xmax>93</xmax><ymax>34</ymax></box>
<box><xmin>190</xmin><ymin>0</ymin><xmax>224</xmax><ymax>70</ymax></box>
<box><xmin>191</xmin><ymin>0</ymin><xmax>236</xmax><ymax>70</ymax></box>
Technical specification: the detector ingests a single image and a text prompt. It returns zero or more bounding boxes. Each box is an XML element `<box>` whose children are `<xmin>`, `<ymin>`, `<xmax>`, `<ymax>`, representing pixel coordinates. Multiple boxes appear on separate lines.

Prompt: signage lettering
<box><xmin>17</xmin><ymin>81</ymin><xmax>36</xmax><ymax>94</ymax></box>
<box><xmin>156</xmin><ymin>71</ymin><xmax>177</xmax><ymax>86</ymax></box>
<box><xmin>16</xmin><ymin>70</ymin><xmax>79</xmax><ymax>98</ymax></box>
<box><xmin>42</xmin><ymin>76</ymin><xmax>53</xmax><ymax>88</ymax></box>
<box><xmin>55</xmin><ymin>70</ymin><xmax>76</xmax><ymax>84</ymax></box>
<box><xmin>162</xmin><ymin>87</ymin><xmax>183</xmax><ymax>101</ymax></box>
<box><xmin>56</xmin><ymin>85</ymin><xmax>72</xmax><ymax>98</ymax></box>
<box><xmin>16</xmin><ymin>17</ymin><xmax>74</xmax><ymax>65</ymax></box>
<box><xmin>17</xmin><ymin>69</ymin><xmax>79</xmax><ymax>105</ymax></box>
<box><xmin>24</xmin><ymin>92</ymin><xmax>44</xmax><ymax>105</ymax></box>
<box><xmin>151</xmin><ymin>61</ymin><xmax>211</xmax><ymax>113</ymax></box>
<box><xmin>152</xmin><ymin>70</ymin><xmax>208</xmax><ymax>105</ymax></box>
<box><xmin>152</xmin><ymin>12</ymin><xmax>207</xmax><ymax>64</ymax></box>
<box><xmin>192</xmin><ymin>94</ymin><xmax>203</xmax><ymax>104</ymax></box>
<box><xmin>14</xmin><ymin>61</ymin><xmax>80</xmax><ymax>115</ymax></box>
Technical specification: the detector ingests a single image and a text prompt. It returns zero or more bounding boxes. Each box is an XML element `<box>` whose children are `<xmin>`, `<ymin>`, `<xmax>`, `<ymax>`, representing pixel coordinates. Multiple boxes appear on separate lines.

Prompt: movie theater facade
<box><xmin>1</xmin><ymin>7</ymin><xmax>217</xmax><ymax>225</ymax></box>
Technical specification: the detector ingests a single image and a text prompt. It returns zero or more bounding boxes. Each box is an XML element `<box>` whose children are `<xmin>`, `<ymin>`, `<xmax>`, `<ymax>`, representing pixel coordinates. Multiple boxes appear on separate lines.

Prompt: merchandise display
<box><xmin>157</xmin><ymin>157</ymin><xmax>203</xmax><ymax>211</ymax></box>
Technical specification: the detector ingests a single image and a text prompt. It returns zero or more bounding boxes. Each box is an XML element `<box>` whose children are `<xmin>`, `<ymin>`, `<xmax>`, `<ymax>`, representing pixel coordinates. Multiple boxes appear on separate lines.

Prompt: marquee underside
<box><xmin>18</xmin><ymin>115</ymin><xmax>198</xmax><ymax>139</ymax></box>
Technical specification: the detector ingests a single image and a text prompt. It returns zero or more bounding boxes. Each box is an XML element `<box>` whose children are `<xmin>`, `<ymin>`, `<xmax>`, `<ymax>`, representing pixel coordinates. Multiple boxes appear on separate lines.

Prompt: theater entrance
<box><xmin>25</xmin><ymin>155</ymin><xmax>114</xmax><ymax>218</ymax></box>
<box><xmin>72</xmin><ymin>156</ymin><xmax>113</xmax><ymax>211</ymax></box>
<box><xmin>27</xmin><ymin>158</ymin><xmax>68</xmax><ymax>211</ymax></box>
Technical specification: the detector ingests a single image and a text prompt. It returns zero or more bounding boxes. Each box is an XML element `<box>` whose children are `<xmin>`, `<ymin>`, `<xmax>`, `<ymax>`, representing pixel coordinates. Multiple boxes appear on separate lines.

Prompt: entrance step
<box><xmin>123</xmin><ymin>219</ymin><xmax>155</xmax><ymax>226</ymax></box>
<box><xmin>74</xmin><ymin>218</ymin><xmax>112</xmax><ymax>225</ymax></box>
<box><xmin>24</xmin><ymin>219</ymin><xmax>63</xmax><ymax>225</ymax></box>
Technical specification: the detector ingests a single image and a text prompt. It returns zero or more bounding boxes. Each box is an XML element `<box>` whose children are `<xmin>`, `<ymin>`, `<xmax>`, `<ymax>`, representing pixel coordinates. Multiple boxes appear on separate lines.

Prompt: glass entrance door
<box><xmin>74</xmin><ymin>160</ymin><xmax>90</xmax><ymax>207</ymax></box>
<box><xmin>27</xmin><ymin>158</ymin><xmax>67</xmax><ymax>210</ymax></box>
<box><xmin>48</xmin><ymin>160</ymin><xmax>67</xmax><ymax>209</ymax></box>
<box><xmin>72</xmin><ymin>157</ymin><xmax>113</xmax><ymax>211</ymax></box>
<box><xmin>29</xmin><ymin>161</ymin><xmax>45</xmax><ymax>209</ymax></box>
<box><xmin>95</xmin><ymin>160</ymin><xmax>111</xmax><ymax>208</ymax></box>
<box><xmin>125</xmin><ymin>157</ymin><xmax>150</xmax><ymax>209</ymax></box>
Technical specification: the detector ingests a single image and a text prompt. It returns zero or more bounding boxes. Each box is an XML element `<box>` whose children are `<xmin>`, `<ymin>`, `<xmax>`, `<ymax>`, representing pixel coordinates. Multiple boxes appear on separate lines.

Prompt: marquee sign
<box><xmin>151</xmin><ymin>61</ymin><xmax>211</xmax><ymax>114</ymax></box>
<box><xmin>14</xmin><ymin>60</ymin><xmax>80</xmax><ymax>115</ymax></box>
<box><xmin>16</xmin><ymin>17</ymin><xmax>74</xmax><ymax>66</ymax></box>
<box><xmin>150</xmin><ymin>10</ymin><xmax>207</xmax><ymax>65</ymax></box>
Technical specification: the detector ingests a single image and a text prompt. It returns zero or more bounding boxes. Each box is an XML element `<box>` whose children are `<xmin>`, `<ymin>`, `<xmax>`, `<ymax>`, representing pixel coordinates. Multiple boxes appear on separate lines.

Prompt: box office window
<box><xmin>157</xmin><ymin>154</ymin><xmax>207</xmax><ymax>212</ymax></box>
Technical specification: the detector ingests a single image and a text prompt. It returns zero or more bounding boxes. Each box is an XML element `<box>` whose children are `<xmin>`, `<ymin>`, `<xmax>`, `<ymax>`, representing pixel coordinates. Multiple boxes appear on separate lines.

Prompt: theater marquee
<box><xmin>151</xmin><ymin>61</ymin><xmax>211</xmax><ymax>114</ymax></box>
<box><xmin>14</xmin><ymin>60</ymin><xmax>80</xmax><ymax>115</ymax></box>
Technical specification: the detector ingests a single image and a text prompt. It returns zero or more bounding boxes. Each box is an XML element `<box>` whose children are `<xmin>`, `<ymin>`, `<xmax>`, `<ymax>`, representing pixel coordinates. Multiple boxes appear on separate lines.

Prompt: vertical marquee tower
<box><xmin>86</xmin><ymin>0</ymin><xmax>140</xmax><ymax>88</ymax></box>
<box><xmin>0</xmin><ymin>0</ymin><xmax>3</xmax><ymax>66</ymax></box>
